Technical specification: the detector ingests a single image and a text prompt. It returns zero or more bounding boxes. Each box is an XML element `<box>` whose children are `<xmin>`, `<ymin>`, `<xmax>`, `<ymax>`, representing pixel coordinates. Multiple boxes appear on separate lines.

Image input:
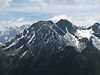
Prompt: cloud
<box><xmin>29</xmin><ymin>0</ymin><xmax>76</xmax><ymax>6</ymax></box>
<box><xmin>29</xmin><ymin>0</ymin><xmax>100</xmax><ymax>6</ymax></box>
<box><xmin>9</xmin><ymin>21</ymin><xmax>32</xmax><ymax>27</ymax></box>
<box><xmin>29</xmin><ymin>0</ymin><xmax>46</xmax><ymax>6</ymax></box>
<box><xmin>74</xmin><ymin>19</ymin><xmax>97</xmax><ymax>27</ymax></box>
<box><xmin>49</xmin><ymin>15</ymin><xmax>72</xmax><ymax>22</ymax></box>
<box><xmin>49</xmin><ymin>15</ymin><xmax>98</xmax><ymax>27</ymax></box>
<box><xmin>0</xmin><ymin>0</ymin><xmax>99</xmax><ymax>28</ymax></box>
<box><xmin>30</xmin><ymin>0</ymin><xmax>75</xmax><ymax>3</ymax></box>
<box><xmin>0</xmin><ymin>17</ymin><xmax>32</xmax><ymax>32</ymax></box>
<box><xmin>49</xmin><ymin>0</ymin><xmax>75</xmax><ymax>3</ymax></box>
<box><xmin>0</xmin><ymin>0</ymin><xmax>12</xmax><ymax>9</ymax></box>
<box><xmin>17</xmin><ymin>17</ymin><xmax>25</xmax><ymax>22</ymax></box>
<box><xmin>8</xmin><ymin>17</ymin><xmax>32</xmax><ymax>27</ymax></box>
<box><xmin>0</xmin><ymin>20</ymin><xmax>8</xmax><ymax>31</ymax></box>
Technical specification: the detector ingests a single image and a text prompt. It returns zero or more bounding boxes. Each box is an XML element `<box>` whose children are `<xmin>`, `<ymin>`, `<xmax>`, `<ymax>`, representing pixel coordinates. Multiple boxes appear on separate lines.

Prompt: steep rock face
<box><xmin>56</xmin><ymin>19</ymin><xmax>78</xmax><ymax>35</ymax></box>
<box><xmin>88</xmin><ymin>23</ymin><xmax>100</xmax><ymax>38</ymax></box>
<box><xmin>91</xmin><ymin>23</ymin><xmax>100</xmax><ymax>33</ymax></box>
<box><xmin>0</xmin><ymin>20</ymin><xmax>100</xmax><ymax>75</ymax></box>
<box><xmin>87</xmin><ymin>23</ymin><xmax>100</xmax><ymax>50</ymax></box>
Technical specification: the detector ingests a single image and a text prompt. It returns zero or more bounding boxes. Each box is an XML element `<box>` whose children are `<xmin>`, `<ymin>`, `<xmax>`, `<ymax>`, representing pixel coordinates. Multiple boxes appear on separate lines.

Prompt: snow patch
<box><xmin>20</xmin><ymin>51</ymin><xmax>28</xmax><ymax>58</ymax></box>
<box><xmin>28</xmin><ymin>31</ymin><xmax>35</xmax><ymax>44</ymax></box>
<box><xmin>0</xmin><ymin>42</ymin><xmax>5</xmax><ymax>47</ymax></box>
<box><xmin>64</xmin><ymin>28</ymin><xmax>79</xmax><ymax>46</ymax></box>
<box><xmin>64</xmin><ymin>28</ymin><xmax>87</xmax><ymax>52</ymax></box>
<box><xmin>4</xmin><ymin>41</ymin><xmax>17</xmax><ymax>49</ymax></box>
<box><xmin>75</xmin><ymin>29</ymin><xmax>93</xmax><ymax>40</ymax></box>
<box><xmin>92</xmin><ymin>35</ymin><xmax>100</xmax><ymax>50</ymax></box>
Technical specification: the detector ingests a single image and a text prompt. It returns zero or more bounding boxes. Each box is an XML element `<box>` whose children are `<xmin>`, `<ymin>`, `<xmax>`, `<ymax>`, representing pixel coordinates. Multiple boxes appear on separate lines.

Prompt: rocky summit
<box><xmin>0</xmin><ymin>19</ymin><xmax>100</xmax><ymax>75</ymax></box>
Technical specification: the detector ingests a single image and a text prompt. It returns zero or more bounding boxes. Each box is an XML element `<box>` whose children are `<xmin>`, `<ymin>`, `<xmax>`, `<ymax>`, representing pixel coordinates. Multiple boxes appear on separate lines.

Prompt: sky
<box><xmin>0</xmin><ymin>0</ymin><xmax>100</xmax><ymax>29</ymax></box>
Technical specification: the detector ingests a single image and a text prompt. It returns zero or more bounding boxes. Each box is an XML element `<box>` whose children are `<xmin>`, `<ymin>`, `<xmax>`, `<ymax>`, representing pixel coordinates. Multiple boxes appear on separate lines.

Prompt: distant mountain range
<box><xmin>0</xmin><ymin>24</ymin><xmax>30</xmax><ymax>44</ymax></box>
<box><xmin>0</xmin><ymin>19</ymin><xmax>100</xmax><ymax>75</ymax></box>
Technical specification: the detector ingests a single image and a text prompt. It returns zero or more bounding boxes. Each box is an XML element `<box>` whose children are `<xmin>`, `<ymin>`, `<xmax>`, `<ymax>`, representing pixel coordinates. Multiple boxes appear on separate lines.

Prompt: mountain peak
<box><xmin>56</xmin><ymin>19</ymin><xmax>77</xmax><ymax>35</ymax></box>
<box><xmin>30</xmin><ymin>20</ymin><xmax>54</xmax><ymax>29</ymax></box>
<box><xmin>90</xmin><ymin>22</ymin><xmax>100</xmax><ymax>36</ymax></box>
<box><xmin>94</xmin><ymin>22</ymin><xmax>100</xmax><ymax>25</ymax></box>
<box><xmin>56</xmin><ymin>19</ymin><xmax>72</xmax><ymax>26</ymax></box>
<box><xmin>37</xmin><ymin>20</ymin><xmax>54</xmax><ymax>24</ymax></box>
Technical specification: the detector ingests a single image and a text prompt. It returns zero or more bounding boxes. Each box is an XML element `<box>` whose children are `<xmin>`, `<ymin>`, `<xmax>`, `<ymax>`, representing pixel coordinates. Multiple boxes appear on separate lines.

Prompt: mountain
<box><xmin>0</xmin><ymin>24</ymin><xmax>30</xmax><ymax>44</ymax></box>
<box><xmin>56</xmin><ymin>19</ymin><xmax>78</xmax><ymax>35</ymax></box>
<box><xmin>0</xmin><ymin>19</ymin><xmax>100</xmax><ymax>75</ymax></box>
<box><xmin>88</xmin><ymin>23</ymin><xmax>100</xmax><ymax>38</ymax></box>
